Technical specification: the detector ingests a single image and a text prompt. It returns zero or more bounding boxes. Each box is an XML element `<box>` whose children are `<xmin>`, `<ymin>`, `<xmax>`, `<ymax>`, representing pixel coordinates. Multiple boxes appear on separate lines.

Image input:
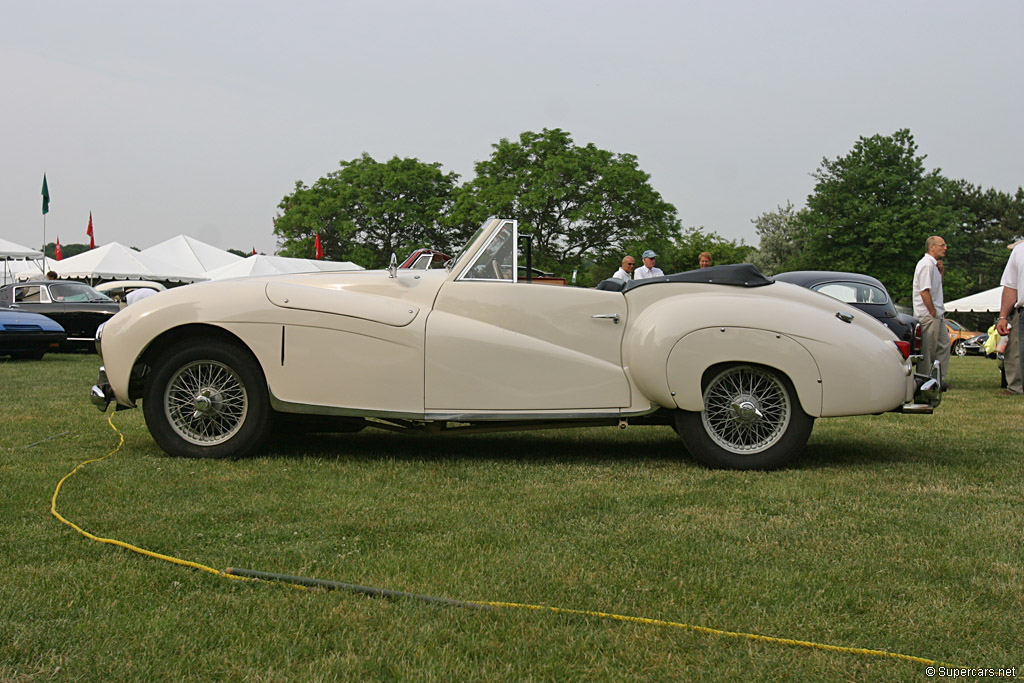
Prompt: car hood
<box><xmin>0</xmin><ymin>309</ymin><xmax>65</xmax><ymax>332</ymax></box>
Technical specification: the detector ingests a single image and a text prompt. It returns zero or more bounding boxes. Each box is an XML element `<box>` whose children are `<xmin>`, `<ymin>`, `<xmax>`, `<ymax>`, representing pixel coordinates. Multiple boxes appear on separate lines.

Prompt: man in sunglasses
<box><xmin>612</xmin><ymin>256</ymin><xmax>636</xmax><ymax>282</ymax></box>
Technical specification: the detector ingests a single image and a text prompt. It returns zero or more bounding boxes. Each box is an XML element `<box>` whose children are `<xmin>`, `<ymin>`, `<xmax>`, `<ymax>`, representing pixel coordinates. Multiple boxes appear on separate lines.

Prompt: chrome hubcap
<box><xmin>731</xmin><ymin>399</ymin><xmax>764</xmax><ymax>424</ymax></box>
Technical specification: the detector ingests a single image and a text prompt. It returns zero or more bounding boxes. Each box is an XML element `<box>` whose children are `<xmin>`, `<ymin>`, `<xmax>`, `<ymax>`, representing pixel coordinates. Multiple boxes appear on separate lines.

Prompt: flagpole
<box><xmin>41</xmin><ymin>174</ymin><xmax>50</xmax><ymax>277</ymax></box>
<box><xmin>42</xmin><ymin>213</ymin><xmax>47</xmax><ymax>275</ymax></box>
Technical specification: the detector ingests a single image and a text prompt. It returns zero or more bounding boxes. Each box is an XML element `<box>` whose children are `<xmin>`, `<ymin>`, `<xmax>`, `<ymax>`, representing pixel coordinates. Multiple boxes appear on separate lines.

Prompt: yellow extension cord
<box><xmin>49</xmin><ymin>416</ymin><xmax>966</xmax><ymax>672</ymax></box>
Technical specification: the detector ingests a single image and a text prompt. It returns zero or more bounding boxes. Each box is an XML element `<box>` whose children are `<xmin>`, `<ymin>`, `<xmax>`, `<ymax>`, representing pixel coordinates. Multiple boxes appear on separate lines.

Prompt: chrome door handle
<box><xmin>592</xmin><ymin>313</ymin><xmax>620</xmax><ymax>324</ymax></box>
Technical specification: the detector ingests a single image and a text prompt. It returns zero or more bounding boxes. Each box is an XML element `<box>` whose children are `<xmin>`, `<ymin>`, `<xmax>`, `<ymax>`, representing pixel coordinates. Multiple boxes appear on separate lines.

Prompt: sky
<box><xmin>2</xmin><ymin>0</ymin><xmax>1022</xmax><ymax>258</ymax></box>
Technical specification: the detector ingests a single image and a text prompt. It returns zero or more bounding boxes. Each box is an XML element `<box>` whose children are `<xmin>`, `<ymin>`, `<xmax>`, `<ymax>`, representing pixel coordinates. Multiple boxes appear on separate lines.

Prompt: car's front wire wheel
<box><xmin>143</xmin><ymin>339</ymin><xmax>273</xmax><ymax>458</ymax></box>
<box><xmin>675</xmin><ymin>364</ymin><xmax>813</xmax><ymax>470</ymax></box>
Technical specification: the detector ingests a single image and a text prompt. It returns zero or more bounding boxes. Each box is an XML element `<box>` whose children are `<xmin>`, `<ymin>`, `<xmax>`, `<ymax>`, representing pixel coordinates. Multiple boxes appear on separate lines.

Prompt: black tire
<box><xmin>953</xmin><ymin>340</ymin><xmax>966</xmax><ymax>358</ymax></box>
<box><xmin>9</xmin><ymin>351</ymin><xmax>46</xmax><ymax>360</ymax></box>
<box><xmin>674</xmin><ymin>364</ymin><xmax>814</xmax><ymax>470</ymax></box>
<box><xmin>143</xmin><ymin>339</ymin><xmax>273</xmax><ymax>458</ymax></box>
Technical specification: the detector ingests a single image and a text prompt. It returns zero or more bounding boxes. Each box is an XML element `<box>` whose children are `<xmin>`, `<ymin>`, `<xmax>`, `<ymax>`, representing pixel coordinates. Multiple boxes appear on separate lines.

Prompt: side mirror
<box><xmin>388</xmin><ymin>252</ymin><xmax>398</xmax><ymax>278</ymax></box>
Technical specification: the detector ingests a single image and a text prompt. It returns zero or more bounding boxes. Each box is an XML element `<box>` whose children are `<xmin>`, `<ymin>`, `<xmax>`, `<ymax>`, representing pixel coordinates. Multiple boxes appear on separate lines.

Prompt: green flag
<box><xmin>41</xmin><ymin>174</ymin><xmax>50</xmax><ymax>215</ymax></box>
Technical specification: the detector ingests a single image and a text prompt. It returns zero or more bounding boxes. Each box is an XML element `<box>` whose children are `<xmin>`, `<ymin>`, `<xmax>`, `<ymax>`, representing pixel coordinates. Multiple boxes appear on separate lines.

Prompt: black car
<box><xmin>0</xmin><ymin>281</ymin><xmax>120</xmax><ymax>350</ymax></box>
<box><xmin>0</xmin><ymin>308</ymin><xmax>66</xmax><ymax>359</ymax></box>
<box><xmin>773</xmin><ymin>271</ymin><xmax>921</xmax><ymax>354</ymax></box>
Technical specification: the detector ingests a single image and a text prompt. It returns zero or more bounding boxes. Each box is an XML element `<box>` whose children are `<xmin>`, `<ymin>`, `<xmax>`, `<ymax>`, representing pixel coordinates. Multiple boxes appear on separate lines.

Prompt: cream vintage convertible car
<box><xmin>90</xmin><ymin>218</ymin><xmax>941</xmax><ymax>469</ymax></box>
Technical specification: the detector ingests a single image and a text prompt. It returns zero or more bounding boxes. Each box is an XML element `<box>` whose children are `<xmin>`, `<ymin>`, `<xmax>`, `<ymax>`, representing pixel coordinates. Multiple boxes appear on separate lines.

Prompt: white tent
<box><xmin>141</xmin><ymin>235</ymin><xmax>242</xmax><ymax>278</ymax></box>
<box><xmin>305</xmin><ymin>258</ymin><xmax>365</xmax><ymax>273</ymax></box>
<box><xmin>1</xmin><ymin>237</ymin><xmax>45</xmax><ymax>285</ymax></box>
<box><xmin>944</xmin><ymin>287</ymin><xmax>1002</xmax><ymax>313</ymax></box>
<box><xmin>204</xmin><ymin>255</ymin><xmax>363</xmax><ymax>280</ymax></box>
<box><xmin>0</xmin><ymin>237</ymin><xmax>43</xmax><ymax>259</ymax></box>
<box><xmin>5</xmin><ymin>258</ymin><xmax>45</xmax><ymax>281</ymax></box>
<box><xmin>43</xmin><ymin>242</ymin><xmax>205</xmax><ymax>283</ymax></box>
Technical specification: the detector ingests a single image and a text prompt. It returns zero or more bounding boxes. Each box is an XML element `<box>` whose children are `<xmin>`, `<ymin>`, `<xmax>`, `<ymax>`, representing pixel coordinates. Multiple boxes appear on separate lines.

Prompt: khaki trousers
<box><xmin>917</xmin><ymin>314</ymin><xmax>951</xmax><ymax>384</ymax></box>
<box><xmin>1006</xmin><ymin>308</ymin><xmax>1023</xmax><ymax>394</ymax></box>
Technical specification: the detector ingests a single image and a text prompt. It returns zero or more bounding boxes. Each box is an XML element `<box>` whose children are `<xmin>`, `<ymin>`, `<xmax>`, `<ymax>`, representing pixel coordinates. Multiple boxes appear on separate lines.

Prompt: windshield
<box><xmin>49</xmin><ymin>282</ymin><xmax>113</xmax><ymax>303</ymax></box>
<box><xmin>460</xmin><ymin>220</ymin><xmax>516</xmax><ymax>281</ymax></box>
<box><xmin>449</xmin><ymin>219</ymin><xmax>494</xmax><ymax>272</ymax></box>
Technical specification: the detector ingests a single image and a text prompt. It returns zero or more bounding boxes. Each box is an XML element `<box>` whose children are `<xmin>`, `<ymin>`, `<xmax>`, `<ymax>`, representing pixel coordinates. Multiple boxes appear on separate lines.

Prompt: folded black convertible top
<box><xmin>596</xmin><ymin>264</ymin><xmax>774</xmax><ymax>292</ymax></box>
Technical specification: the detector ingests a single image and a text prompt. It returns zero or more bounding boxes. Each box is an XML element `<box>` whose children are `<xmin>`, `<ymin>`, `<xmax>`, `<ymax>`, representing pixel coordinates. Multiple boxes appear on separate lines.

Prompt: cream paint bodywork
<box><xmin>98</xmin><ymin>217</ymin><xmax>916</xmax><ymax>423</ymax></box>
<box><xmin>424</xmin><ymin>280</ymin><xmax>632</xmax><ymax>412</ymax></box>
<box><xmin>99</xmin><ymin>269</ymin><xmax>448</xmax><ymax>416</ymax></box>
<box><xmin>623</xmin><ymin>280</ymin><xmax>915</xmax><ymax>417</ymax></box>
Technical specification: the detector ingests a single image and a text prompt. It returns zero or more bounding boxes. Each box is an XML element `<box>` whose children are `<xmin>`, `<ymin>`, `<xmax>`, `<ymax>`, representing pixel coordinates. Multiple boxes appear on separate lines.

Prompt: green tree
<box><xmin>274</xmin><ymin>154</ymin><xmax>461</xmax><ymax>268</ymax></box>
<box><xmin>796</xmin><ymin>129</ymin><xmax>957</xmax><ymax>303</ymax></box>
<box><xmin>945</xmin><ymin>181</ymin><xmax>1024</xmax><ymax>296</ymax></box>
<box><xmin>44</xmin><ymin>242</ymin><xmax>91</xmax><ymax>260</ymax></box>
<box><xmin>749</xmin><ymin>201</ymin><xmax>804</xmax><ymax>276</ymax></box>
<box><xmin>450</xmin><ymin>129</ymin><xmax>681</xmax><ymax>278</ymax></box>
<box><xmin>656</xmin><ymin>228</ymin><xmax>753</xmax><ymax>274</ymax></box>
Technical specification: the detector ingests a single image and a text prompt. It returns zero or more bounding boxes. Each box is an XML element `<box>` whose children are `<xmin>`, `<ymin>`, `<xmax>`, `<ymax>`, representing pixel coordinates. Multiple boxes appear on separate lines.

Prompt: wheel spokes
<box><xmin>702</xmin><ymin>367</ymin><xmax>791</xmax><ymax>454</ymax></box>
<box><xmin>165</xmin><ymin>360</ymin><xmax>248</xmax><ymax>445</ymax></box>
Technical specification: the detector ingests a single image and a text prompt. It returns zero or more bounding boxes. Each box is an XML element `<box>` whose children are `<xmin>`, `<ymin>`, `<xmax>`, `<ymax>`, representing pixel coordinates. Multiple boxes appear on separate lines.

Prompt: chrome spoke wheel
<box><xmin>701</xmin><ymin>366</ymin><xmax>791</xmax><ymax>455</ymax></box>
<box><xmin>164</xmin><ymin>359</ymin><xmax>248</xmax><ymax>446</ymax></box>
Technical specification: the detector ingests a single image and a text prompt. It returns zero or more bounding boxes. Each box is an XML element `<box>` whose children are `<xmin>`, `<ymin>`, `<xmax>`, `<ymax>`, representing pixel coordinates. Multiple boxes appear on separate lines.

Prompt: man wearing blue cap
<box><xmin>634</xmin><ymin>250</ymin><xmax>665</xmax><ymax>280</ymax></box>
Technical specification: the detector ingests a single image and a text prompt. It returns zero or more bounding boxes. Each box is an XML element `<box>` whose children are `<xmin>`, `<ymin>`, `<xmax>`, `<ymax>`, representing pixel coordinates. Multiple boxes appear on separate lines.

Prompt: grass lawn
<box><xmin>1</xmin><ymin>352</ymin><xmax>1021</xmax><ymax>681</ymax></box>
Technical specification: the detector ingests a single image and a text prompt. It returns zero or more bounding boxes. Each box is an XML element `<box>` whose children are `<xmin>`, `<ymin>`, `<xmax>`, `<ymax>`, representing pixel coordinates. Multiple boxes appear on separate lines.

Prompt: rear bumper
<box><xmin>894</xmin><ymin>360</ymin><xmax>941</xmax><ymax>414</ymax></box>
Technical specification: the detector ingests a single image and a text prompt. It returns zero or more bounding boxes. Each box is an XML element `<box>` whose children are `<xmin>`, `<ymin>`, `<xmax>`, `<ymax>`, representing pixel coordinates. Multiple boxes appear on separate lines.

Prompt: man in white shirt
<box><xmin>634</xmin><ymin>250</ymin><xmax>665</xmax><ymax>280</ymax></box>
<box><xmin>996</xmin><ymin>242</ymin><xmax>1024</xmax><ymax>395</ymax></box>
<box><xmin>126</xmin><ymin>287</ymin><xmax>158</xmax><ymax>305</ymax></box>
<box><xmin>612</xmin><ymin>255</ymin><xmax>635</xmax><ymax>282</ymax></box>
<box><xmin>912</xmin><ymin>235</ymin><xmax>950</xmax><ymax>387</ymax></box>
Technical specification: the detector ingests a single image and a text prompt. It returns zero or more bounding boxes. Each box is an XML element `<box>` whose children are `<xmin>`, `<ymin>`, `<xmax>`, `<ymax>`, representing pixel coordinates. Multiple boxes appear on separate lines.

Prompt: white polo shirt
<box><xmin>912</xmin><ymin>253</ymin><xmax>944</xmax><ymax>318</ymax></box>
<box><xmin>634</xmin><ymin>265</ymin><xmax>664</xmax><ymax>280</ymax></box>
<box><xmin>1000</xmin><ymin>243</ymin><xmax>1024</xmax><ymax>309</ymax></box>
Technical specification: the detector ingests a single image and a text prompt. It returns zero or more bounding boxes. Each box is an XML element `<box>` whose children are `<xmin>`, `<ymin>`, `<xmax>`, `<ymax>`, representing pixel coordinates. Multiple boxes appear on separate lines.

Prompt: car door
<box><xmin>423</xmin><ymin>221</ymin><xmax>631</xmax><ymax>412</ymax></box>
<box><xmin>8</xmin><ymin>284</ymin><xmax>64</xmax><ymax>323</ymax></box>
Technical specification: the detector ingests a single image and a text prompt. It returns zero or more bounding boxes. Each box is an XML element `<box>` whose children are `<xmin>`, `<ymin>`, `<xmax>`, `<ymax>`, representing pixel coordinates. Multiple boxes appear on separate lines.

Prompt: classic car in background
<box><xmin>0</xmin><ymin>281</ymin><xmax>120</xmax><ymax>350</ymax></box>
<box><xmin>0</xmin><ymin>309</ymin><xmax>66</xmax><ymax>360</ymax></box>
<box><xmin>90</xmin><ymin>218</ymin><xmax>941</xmax><ymax>470</ymax></box>
<box><xmin>96</xmin><ymin>280</ymin><xmax>167</xmax><ymax>306</ymax></box>
<box><xmin>956</xmin><ymin>333</ymin><xmax>987</xmax><ymax>357</ymax></box>
<box><xmin>399</xmin><ymin>249</ymin><xmax>452</xmax><ymax>270</ymax></box>
<box><xmin>945</xmin><ymin>319</ymin><xmax>982</xmax><ymax>356</ymax></box>
<box><xmin>773</xmin><ymin>271</ymin><xmax>921</xmax><ymax>355</ymax></box>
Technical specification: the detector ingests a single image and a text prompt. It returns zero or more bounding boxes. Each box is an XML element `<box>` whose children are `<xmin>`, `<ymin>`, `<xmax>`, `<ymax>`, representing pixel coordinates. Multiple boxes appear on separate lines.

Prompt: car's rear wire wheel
<box><xmin>675</xmin><ymin>364</ymin><xmax>814</xmax><ymax>470</ymax></box>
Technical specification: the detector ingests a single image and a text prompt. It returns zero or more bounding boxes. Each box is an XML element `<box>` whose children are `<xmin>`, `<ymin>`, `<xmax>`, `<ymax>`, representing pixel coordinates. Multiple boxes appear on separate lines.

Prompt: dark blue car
<box><xmin>0</xmin><ymin>309</ymin><xmax>66</xmax><ymax>360</ymax></box>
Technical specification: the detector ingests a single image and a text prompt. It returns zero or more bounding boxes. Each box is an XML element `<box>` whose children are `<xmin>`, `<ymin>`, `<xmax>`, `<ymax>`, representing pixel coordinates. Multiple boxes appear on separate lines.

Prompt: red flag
<box><xmin>55</xmin><ymin>237</ymin><xmax>62</xmax><ymax>261</ymax></box>
<box><xmin>314</xmin><ymin>233</ymin><xmax>323</xmax><ymax>260</ymax></box>
<box><xmin>251</xmin><ymin>247</ymin><xmax>256</xmax><ymax>256</ymax></box>
<box><xmin>87</xmin><ymin>212</ymin><xmax>95</xmax><ymax>249</ymax></box>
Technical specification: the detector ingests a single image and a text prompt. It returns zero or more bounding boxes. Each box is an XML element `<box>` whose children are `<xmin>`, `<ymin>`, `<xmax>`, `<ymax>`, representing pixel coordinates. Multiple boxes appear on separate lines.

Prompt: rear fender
<box><xmin>665</xmin><ymin>327</ymin><xmax>823</xmax><ymax>415</ymax></box>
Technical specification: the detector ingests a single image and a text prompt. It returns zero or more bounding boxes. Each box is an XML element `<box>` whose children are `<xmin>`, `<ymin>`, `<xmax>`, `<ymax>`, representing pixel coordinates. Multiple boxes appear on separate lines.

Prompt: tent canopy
<box><xmin>0</xmin><ymin>237</ymin><xmax>43</xmax><ymax>259</ymax></box>
<box><xmin>44</xmin><ymin>242</ymin><xmax>204</xmax><ymax>283</ymax></box>
<box><xmin>944</xmin><ymin>287</ymin><xmax>1003</xmax><ymax>313</ymax></box>
<box><xmin>204</xmin><ymin>255</ymin><xmax>363</xmax><ymax>280</ymax></box>
<box><xmin>141</xmin><ymin>235</ymin><xmax>242</xmax><ymax>278</ymax></box>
